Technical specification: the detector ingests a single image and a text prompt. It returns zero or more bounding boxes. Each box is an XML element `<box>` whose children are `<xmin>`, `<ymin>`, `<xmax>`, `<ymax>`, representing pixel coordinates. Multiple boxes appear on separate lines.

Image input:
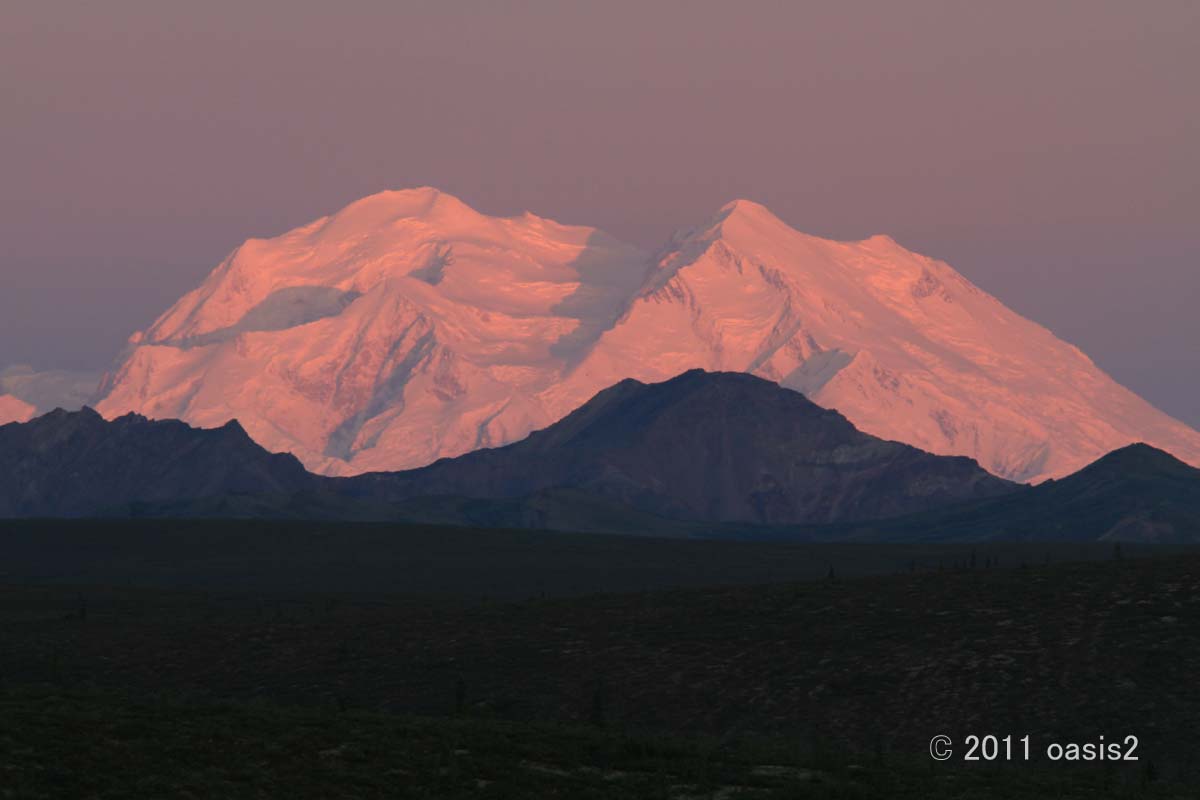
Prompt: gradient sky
<box><xmin>2</xmin><ymin>1</ymin><xmax>1198</xmax><ymax>426</ymax></box>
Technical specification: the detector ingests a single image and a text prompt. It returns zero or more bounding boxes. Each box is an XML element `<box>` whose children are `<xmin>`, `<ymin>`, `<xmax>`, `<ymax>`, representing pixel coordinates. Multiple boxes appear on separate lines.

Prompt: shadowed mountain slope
<box><xmin>355</xmin><ymin>370</ymin><xmax>1016</xmax><ymax>525</ymax></box>
<box><xmin>3</xmin><ymin>372</ymin><xmax>1013</xmax><ymax>526</ymax></box>
<box><xmin>0</xmin><ymin>408</ymin><xmax>314</xmax><ymax>517</ymax></box>
<box><xmin>801</xmin><ymin>443</ymin><xmax>1200</xmax><ymax>543</ymax></box>
<box><xmin>6</xmin><ymin>372</ymin><xmax>1200</xmax><ymax>541</ymax></box>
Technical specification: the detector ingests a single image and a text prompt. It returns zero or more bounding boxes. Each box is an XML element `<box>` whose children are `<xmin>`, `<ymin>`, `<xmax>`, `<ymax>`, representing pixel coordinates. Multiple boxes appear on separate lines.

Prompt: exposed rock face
<box><xmin>95</xmin><ymin>189</ymin><xmax>1200</xmax><ymax>482</ymax></box>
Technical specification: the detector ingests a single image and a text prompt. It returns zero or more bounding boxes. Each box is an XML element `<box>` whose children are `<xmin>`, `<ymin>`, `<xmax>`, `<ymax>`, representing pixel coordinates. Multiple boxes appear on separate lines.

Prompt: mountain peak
<box><xmin>40</xmin><ymin>405</ymin><xmax>103</xmax><ymax>423</ymax></box>
<box><xmin>97</xmin><ymin>192</ymin><xmax>1200</xmax><ymax>484</ymax></box>
<box><xmin>362</xmin><ymin>185</ymin><xmax>458</xmax><ymax>210</ymax></box>
<box><xmin>654</xmin><ymin>199</ymin><xmax>799</xmax><ymax>263</ymax></box>
<box><xmin>662</xmin><ymin>368</ymin><xmax>795</xmax><ymax>394</ymax></box>
<box><xmin>217</xmin><ymin>418</ymin><xmax>254</xmax><ymax>442</ymax></box>
<box><xmin>709</xmin><ymin>198</ymin><xmax>789</xmax><ymax>234</ymax></box>
<box><xmin>320</xmin><ymin>187</ymin><xmax>482</xmax><ymax>232</ymax></box>
<box><xmin>1079</xmin><ymin>442</ymin><xmax>1197</xmax><ymax>479</ymax></box>
<box><xmin>390</xmin><ymin>369</ymin><xmax>1016</xmax><ymax>526</ymax></box>
<box><xmin>709</xmin><ymin>204</ymin><xmax>909</xmax><ymax>255</ymax></box>
<box><xmin>0</xmin><ymin>406</ymin><xmax>315</xmax><ymax>517</ymax></box>
<box><xmin>861</xmin><ymin>233</ymin><xmax>900</xmax><ymax>248</ymax></box>
<box><xmin>718</xmin><ymin>197</ymin><xmax>777</xmax><ymax>218</ymax></box>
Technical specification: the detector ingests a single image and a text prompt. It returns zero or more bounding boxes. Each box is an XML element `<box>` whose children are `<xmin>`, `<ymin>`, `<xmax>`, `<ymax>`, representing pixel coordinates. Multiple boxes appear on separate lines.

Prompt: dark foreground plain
<box><xmin>2</xmin><ymin>524</ymin><xmax>1199</xmax><ymax>798</ymax></box>
<box><xmin>0</xmin><ymin>518</ymin><xmax>1191</xmax><ymax>599</ymax></box>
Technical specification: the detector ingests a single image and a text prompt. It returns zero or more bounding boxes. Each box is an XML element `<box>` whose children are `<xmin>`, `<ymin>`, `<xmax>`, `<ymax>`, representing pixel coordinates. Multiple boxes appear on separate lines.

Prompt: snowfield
<box><xmin>96</xmin><ymin>188</ymin><xmax>1200</xmax><ymax>482</ymax></box>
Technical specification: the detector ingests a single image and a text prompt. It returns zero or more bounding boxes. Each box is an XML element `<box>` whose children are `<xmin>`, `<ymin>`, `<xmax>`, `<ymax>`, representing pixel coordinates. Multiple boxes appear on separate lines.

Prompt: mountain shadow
<box><xmin>0</xmin><ymin>408</ymin><xmax>316</xmax><ymax>517</ymax></box>
<box><xmin>348</xmin><ymin>369</ymin><xmax>1017</xmax><ymax>525</ymax></box>
<box><xmin>811</xmin><ymin>442</ymin><xmax>1200</xmax><ymax>543</ymax></box>
<box><xmin>5</xmin><ymin>372</ymin><xmax>1200</xmax><ymax>542</ymax></box>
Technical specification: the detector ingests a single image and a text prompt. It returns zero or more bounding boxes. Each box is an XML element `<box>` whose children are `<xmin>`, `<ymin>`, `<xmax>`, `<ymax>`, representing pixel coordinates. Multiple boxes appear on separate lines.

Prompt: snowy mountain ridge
<box><xmin>96</xmin><ymin>188</ymin><xmax>1200</xmax><ymax>482</ymax></box>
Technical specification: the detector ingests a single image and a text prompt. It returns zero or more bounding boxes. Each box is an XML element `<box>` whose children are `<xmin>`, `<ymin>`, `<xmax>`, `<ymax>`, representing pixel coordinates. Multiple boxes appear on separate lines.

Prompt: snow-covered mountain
<box><xmin>97</xmin><ymin>189</ymin><xmax>647</xmax><ymax>476</ymax></box>
<box><xmin>96</xmin><ymin>188</ymin><xmax>1200</xmax><ymax>482</ymax></box>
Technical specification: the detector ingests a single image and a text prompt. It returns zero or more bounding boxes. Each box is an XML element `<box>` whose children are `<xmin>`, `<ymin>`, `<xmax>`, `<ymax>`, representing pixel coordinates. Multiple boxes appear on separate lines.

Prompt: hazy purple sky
<box><xmin>3</xmin><ymin>2</ymin><xmax>1198</xmax><ymax>426</ymax></box>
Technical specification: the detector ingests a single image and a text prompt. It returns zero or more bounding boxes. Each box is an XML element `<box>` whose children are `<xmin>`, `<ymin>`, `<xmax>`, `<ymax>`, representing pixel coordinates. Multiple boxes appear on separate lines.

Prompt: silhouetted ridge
<box><xmin>359</xmin><ymin>370</ymin><xmax>1016</xmax><ymax>525</ymax></box>
<box><xmin>1070</xmin><ymin>442</ymin><xmax>1197</xmax><ymax>481</ymax></box>
<box><xmin>7</xmin><ymin>373</ymin><xmax>1198</xmax><ymax>540</ymax></box>
<box><xmin>836</xmin><ymin>443</ymin><xmax>1200</xmax><ymax>543</ymax></box>
<box><xmin>0</xmin><ymin>372</ymin><xmax>1016</xmax><ymax>525</ymax></box>
<box><xmin>0</xmin><ymin>408</ymin><xmax>313</xmax><ymax>518</ymax></box>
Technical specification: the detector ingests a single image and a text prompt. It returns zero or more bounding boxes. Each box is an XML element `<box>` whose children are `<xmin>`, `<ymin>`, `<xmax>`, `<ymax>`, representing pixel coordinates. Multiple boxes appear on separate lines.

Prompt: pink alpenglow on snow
<box><xmin>0</xmin><ymin>395</ymin><xmax>36</xmax><ymax>426</ymax></box>
<box><xmin>97</xmin><ymin>189</ymin><xmax>1200</xmax><ymax>483</ymax></box>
